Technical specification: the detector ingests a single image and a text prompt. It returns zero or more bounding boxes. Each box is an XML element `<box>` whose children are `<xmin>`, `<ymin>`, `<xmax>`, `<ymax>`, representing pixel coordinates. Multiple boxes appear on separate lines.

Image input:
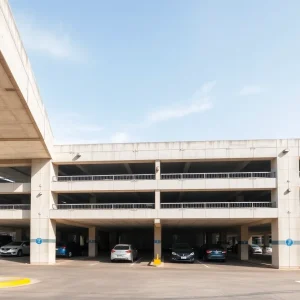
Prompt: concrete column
<box><xmin>212</xmin><ymin>233</ymin><xmax>218</xmax><ymax>244</ymax></box>
<box><xmin>154</xmin><ymin>219</ymin><xmax>161</xmax><ymax>260</ymax></box>
<box><xmin>206</xmin><ymin>233</ymin><xmax>212</xmax><ymax>244</ymax></box>
<box><xmin>155</xmin><ymin>161</ymin><xmax>160</xmax><ymax>180</ymax></box>
<box><xmin>238</xmin><ymin>225</ymin><xmax>249</xmax><ymax>261</ymax></box>
<box><xmin>155</xmin><ymin>190</ymin><xmax>160</xmax><ymax>210</ymax></box>
<box><xmin>220</xmin><ymin>232</ymin><xmax>227</xmax><ymax>244</ymax></box>
<box><xmin>15</xmin><ymin>229</ymin><xmax>22</xmax><ymax>241</ymax></box>
<box><xmin>30</xmin><ymin>159</ymin><xmax>57</xmax><ymax>264</ymax></box>
<box><xmin>264</xmin><ymin>234</ymin><xmax>270</xmax><ymax>247</ymax></box>
<box><xmin>88</xmin><ymin>227</ymin><xmax>98</xmax><ymax>257</ymax></box>
<box><xmin>271</xmin><ymin>142</ymin><xmax>300</xmax><ymax>268</ymax></box>
<box><xmin>196</xmin><ymin>233</ymin><xmax>204</xmax><ymax>247</ymax></box>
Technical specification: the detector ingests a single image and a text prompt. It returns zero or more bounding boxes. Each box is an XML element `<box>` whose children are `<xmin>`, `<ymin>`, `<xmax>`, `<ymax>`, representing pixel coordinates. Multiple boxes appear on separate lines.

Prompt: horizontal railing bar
<box><xmin>52</xmin><ymin>203</ymin><xmax>155</xmax><ymax>210</ymax></box>
<box><xmin>0</xmin><ymin>204</ymin><xmax>31</xmax><ymax>210</ymax></box>
<box><xmin>160</xmin><ymin>202</ymin><xmax>275</xmax><ymax>209</ymax></box>
<box><xmin>53</xmin><ymin>172</ymin><xmax>275</xmax><ymax>181</ymax></box>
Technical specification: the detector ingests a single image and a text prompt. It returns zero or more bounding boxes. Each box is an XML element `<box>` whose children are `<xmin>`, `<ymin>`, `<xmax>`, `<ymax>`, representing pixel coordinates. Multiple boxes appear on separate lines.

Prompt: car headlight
<box><xmin>172</xmin><ymin>252</ymin><xmax>177</xmax><ymax>255</ymax></box>
<box><xmin>190</xmin><ymin>252</ymin><xmax>194</xmax><ymax>256</ymax></box>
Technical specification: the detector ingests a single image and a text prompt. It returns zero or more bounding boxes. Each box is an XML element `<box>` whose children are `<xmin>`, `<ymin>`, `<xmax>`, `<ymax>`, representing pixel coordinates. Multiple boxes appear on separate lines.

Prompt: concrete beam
<box><xmin>0</xmin><ymin>160</ymin><xmax>31</xmax><ymax>167</ymax></box>
<box><xmin>56</xmin><ymin>219</ymin><xmax>91</xmax><ymax>228</ymax></box>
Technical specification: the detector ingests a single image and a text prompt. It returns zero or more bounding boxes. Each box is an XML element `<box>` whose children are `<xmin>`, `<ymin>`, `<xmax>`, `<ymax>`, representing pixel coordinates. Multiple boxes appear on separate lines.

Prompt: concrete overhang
<box><xmin>0</xmin><ymin>1</ymin><xmax>53</xmax><ymax>159</ymax></box>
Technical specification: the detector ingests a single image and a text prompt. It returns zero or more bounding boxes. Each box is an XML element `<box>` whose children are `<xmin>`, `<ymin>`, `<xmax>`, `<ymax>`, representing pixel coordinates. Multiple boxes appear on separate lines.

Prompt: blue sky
<box><xmin>10</xmin><ymin>0</ymin><xmax>300</xmax><ymax>144</ymax></box>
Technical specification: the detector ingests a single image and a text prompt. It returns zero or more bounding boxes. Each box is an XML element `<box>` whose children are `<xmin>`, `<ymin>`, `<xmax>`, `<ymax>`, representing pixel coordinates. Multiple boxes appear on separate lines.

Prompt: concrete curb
<box><xmin>0</xmin><ymin>278</ymin><xmax>31</xmax><ymax>288</ymax></box>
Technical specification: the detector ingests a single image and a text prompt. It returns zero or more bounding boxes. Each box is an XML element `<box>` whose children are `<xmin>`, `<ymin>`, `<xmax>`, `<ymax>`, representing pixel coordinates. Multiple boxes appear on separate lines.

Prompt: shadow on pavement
<box><xmin>0</xmin><ymin>255</ymin><xmax>29</xmax><ymax>264</ymax></box>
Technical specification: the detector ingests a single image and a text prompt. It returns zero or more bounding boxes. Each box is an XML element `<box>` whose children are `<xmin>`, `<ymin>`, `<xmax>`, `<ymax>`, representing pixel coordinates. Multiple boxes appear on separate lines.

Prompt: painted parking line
<box><xmin>196</xmin><ymin>260</ymin><xmax>210</xmax><ymax>268</ymax></box>
<box><xmin>295</xmin><ymin>281</ymin><xmax>300</xmax><ymax>283</ymax></box>
<box><xmin>89</xmin><ymin>263</ymin><xmax>99</xmax><ymax>266</ymax></box>
<box><xmin>130</xmin><ymin>257</ymin><xmax>143</xmax><ymax>266</ymax></box>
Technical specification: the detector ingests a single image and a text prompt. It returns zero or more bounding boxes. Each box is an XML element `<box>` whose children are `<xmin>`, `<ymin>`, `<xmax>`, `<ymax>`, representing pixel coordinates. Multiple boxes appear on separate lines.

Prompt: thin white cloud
<box><xmin>110</xmin><ymin>132</ymin><xmax>130</xmax><ymax>143</ymax></box>
<box><xmin>147</xmin><ymin>101</ymin><xmax>212</xmax><ymax>124</ymax></box>
<box><xmin>15</xmin><ymin>13</ymin><xmax>84</xmax><ymax>61</ymax></box>
<box><xmin>239</xmin><ymin>85</ymin><xmax>263</xmax><ymax>96</ymax></box>
<box><xmin>144</xmin><ymin>81</ymin><xmax>215</xmax><ymax>125</ymax></box>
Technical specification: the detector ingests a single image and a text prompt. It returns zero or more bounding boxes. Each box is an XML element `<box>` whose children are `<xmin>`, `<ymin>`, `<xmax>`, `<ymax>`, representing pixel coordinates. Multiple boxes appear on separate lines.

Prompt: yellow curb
<box><xmin>0</xmin><ymin>278</ymin><xmax>31</xmax><ymax>288</ymax></box>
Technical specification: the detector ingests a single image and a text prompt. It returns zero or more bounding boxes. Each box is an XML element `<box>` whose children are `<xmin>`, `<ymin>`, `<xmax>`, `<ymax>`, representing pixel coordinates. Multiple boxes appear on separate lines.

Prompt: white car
<box><xmin>0</xmin><ymin>241</ymin><xmax>30</xmax><ymax>257</ymax></box>
<box><xmin>250</xmin><ymin>245</ymin><xmax>263</xmax><ymax>254</ymax></box>
<box><xmin>264</xmin><ymin>246</ymin><xmax>272</xmax><ymax>254</ymax></box>
<box><xmin>111</xmin><ymin>244</ymin><xmax>138</xmax><ymax>263</ymax></box>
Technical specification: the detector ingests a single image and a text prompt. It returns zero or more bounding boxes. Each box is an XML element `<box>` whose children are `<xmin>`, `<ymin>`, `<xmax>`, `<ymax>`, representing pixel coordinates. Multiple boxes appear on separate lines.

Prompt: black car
<box><xmin>171</xmin><ymin>243</ymin><xmax>195</xmax><ymax>263</ymax></box>
<box><xmin>0</xmin><ymin>235</ymin><xmax>12</xmax><ymax>247</ymax></box>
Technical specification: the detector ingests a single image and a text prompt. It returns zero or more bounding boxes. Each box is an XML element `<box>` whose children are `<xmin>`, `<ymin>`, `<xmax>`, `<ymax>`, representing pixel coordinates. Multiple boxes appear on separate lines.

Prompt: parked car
<box><xmin>199</xmin><ymin>244</ymin><xmax>227</xmax><ymax>262</ymax></box>
<box><xmin>170</xmin><ymin>243</ymin><xmax>195</xmax><ymax>263</ymax></box>
<box><xmin>263</xmin><ymin>246</ymin><xmax>272</xmax><ymax>254</ymax></box>
<box><xmin>0</xmin><ymin>241</ymin><xmax>30</xmax><ymax>257</ymax></box>
<box><xmin>111</xmin><ymin>244</ymin><xmax>138</xmax><ymax>263</ymax></box>
<box><xmin>249</xmin><ymin>244</ymin><xmax>263</xmax><ymax>255</ymax></box>
<box><xmin>0</xmin><ymin>235</ymin><xmax>12</xmax><ymax>247</ymax></box>
<box><xmin>56</xmin><ymin>242</ymin><xmax>83</xmax><ymax>258</ymax></box>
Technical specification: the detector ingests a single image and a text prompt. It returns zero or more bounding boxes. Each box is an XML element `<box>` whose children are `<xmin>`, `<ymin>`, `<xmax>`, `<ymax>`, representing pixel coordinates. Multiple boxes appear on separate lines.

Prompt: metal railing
<box><xmin>161</xmin><ymin>172</ymin><xmax>275</xmax><ymax>180</ymax></box>
<box><xmin>0</xmin><ymin>204</ymin><xmax>30</xmax><ymax>210</ymax></box>
<box><xmin>160</xmin><ymin>202</ymin><xmax>275</xmax><ymax>209</ymax></box>
<box><xmin>52</xmin><ymin>203</ymin><xmax>155</xmax><ymax>210</ymax></box>
<box><xmin>53</xmin><ymin>174</ymin><xmax>155</xmax><ymax>182</ymax></box>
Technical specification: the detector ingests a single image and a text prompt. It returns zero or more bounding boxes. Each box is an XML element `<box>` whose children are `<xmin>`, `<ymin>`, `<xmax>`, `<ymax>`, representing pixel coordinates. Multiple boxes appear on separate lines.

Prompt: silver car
<box><xmin>111</xmin><ymin>244</ymin><xmax>138</xmax><ymax>263</ymax></box>
<box><xmin>0</xmin><ymin>241</ymin><xmax>30</xmax><ymax>257</ymax></box>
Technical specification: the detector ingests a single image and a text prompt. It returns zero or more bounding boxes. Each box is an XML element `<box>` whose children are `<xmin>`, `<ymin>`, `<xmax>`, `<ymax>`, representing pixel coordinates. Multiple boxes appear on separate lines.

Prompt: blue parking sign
<box><xmin>36</xmin><ymin>238</ymin><xmax>42</xmax><ymax>245</ymax></box>
<box><xmin>286</xmin><ymin>238</ymin><xmax>294</xmax><ymax>246</ymax></box>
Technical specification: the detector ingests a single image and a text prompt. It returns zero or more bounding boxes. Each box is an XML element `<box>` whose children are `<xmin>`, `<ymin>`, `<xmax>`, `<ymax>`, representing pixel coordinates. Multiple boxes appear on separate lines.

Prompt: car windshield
<box><xmin>6</xmin><ymin>242</ymin><xmax>22</xmax><ymax>246</ymax></box>
<box><xmin>252</xmin><ymin>245</ymin><xmax>260</xmax><ymax>248</ymax></box>
<box><xmin>173</xmin><ymin>243</ymin><xmax>190</xmax><ymax>249</ymax></box>
<box><xmin>114</xmin><ymin>245</ymin><xmax>129</xmax><ymax>250</ymax></box>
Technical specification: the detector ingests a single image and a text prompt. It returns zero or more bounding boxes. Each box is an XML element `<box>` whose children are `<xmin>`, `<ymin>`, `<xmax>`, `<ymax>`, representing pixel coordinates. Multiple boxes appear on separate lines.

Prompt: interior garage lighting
<box><xmin>0</xmin><ymin>176</ymin><xmax>15</xmax><ymax>183</ymax></box>
<box><xmin>283</xmin><ymin>149</ymin><xmax>290</xmax><ymax>154</ymax></box>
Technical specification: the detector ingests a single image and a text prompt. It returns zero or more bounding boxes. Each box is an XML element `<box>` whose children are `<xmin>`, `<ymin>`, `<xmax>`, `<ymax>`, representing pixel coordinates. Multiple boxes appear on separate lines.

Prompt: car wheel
<box><xmin>110</xmin><ymin>259</ymin><xmax>114</xmax><ymax>263</ymax></box>
<box><xmin>68</xmin><ymin>251</ymin><xmax>73</xmax><ymax>258</ymax></box>
<box><xmin>17</xmin><ymin>250</ymin><xmax>23</xmax><ymax>257</ymax></box>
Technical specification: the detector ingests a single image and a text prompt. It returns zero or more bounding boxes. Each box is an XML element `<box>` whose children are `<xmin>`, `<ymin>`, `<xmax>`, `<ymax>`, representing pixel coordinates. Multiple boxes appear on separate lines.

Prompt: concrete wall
<box><xmin>51</xmin><ymin>178</ymin><xmax>276</xmax><ymax>193</ymax></box>
<box><xmin>53</xmin><ymin>139</ymin><xmax>300</xmax><ymax>163</ymax></box>
<box><xmin>0</xmin><ymin>182</ymin><xmax>30</xmax><ymax>194</ymax></box>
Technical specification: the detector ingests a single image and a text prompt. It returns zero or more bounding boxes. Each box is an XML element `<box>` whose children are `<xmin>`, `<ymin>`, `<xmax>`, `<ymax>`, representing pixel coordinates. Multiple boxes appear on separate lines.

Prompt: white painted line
<box><xmin>295</xmin><ymin>281</ymin><xmax>300</xmax><ymax>283</ymax></box>
<box><xmin>89</xmin><ymin>263</ymin><xmax>99</xmax><ymax>266</ymax></box>
<box><xmin>196</xmin><ymin>260</ymin><xmax>209</xmax><ymax>268</ymax></box>
<box><xmin>130</xmin><ymin>257</ymin><xmax>143</xmax><ymax>266</ymax></box>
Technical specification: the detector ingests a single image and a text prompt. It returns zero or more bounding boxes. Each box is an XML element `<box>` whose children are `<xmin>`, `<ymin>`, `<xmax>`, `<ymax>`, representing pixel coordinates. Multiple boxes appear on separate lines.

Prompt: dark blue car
<box><xmin>199</xmin><ymin>244</ymin><xmax>227</xmax><ymax>262</ymax></box>
<box><xmin>56</xmin><ymin>242</ymin><xmax>83</xmax><ymax>258</ymax></box>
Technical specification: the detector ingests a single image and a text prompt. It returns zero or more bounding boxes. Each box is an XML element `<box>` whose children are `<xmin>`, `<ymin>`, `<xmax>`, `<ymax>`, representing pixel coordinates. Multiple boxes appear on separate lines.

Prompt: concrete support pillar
<box><xmin>88</xmin><ymin>227</ymin><xmax>98</xmax><ymax>257</ymax></box>
<box><xmin>196</xmin><ymin>233</ymin><xmax>204</xmax><ymax>247</ymax></box>
<box><xmin>154</xmin><ymin>219</ymin><xmax>161</xmax><ymax>260</ymax></box>
<box><xmin>238</xmin><ymin>225</ymin><xmax>249</xmax><ymax>261</ymax></box>
<box><xmin>212</xmin><ymin>233</ymin><xmax>218</xmax><ymax>244</ymax></box>
<box><xmin>155</xmin><ymin>161</ymin><xmax>160</xmax><ymax>180</ymax></box>
<box><xmin>264</xmin><ymin>234</ymin><xmax>270</xmax><ymax>247</ymax></box>
<box><xmin>109</xmin><ymin>232</ymin><xmax>117</xmax><ymax>249</ymax></box>
<box><xmin>155</xmin><ymin>190</ymin><xmax>160</xmax><ymax>210</ymax></box>
<box><xmin>220</xmin><ymin>232</ymin><xmax>227</xmax><ymax>244</ymax></box>
<box><xmin>15</xmin><ymin>229</ymin><xmax>22</xmax><ymax>241</ymax></box>
<box><xmin>30</xmin><ymin>159</ymin><xmax>57</xmax><ymax>264</ymax></box>
<box><xmin>206</xmin><ymin>233</ymin><xmax>212</xmax><ymax>244</ymax></box>
<box><xmin>271</xmin><ymin>143</ymin><xmax>300</xmax><ymax>269</ymax></box>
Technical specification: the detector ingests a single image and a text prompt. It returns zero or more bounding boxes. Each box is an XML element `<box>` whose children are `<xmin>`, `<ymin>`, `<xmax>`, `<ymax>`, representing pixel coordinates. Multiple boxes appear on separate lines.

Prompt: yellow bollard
<box><xmin>153</xmin><ymin>254</ymin><xmax>161</xmax><ymax>266</ymax></box>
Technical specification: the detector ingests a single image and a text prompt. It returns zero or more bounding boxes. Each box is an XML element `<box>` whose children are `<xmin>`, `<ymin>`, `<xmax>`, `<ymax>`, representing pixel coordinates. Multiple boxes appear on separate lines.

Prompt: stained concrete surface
<box><xmin>0</xmin><ymin>256</ymin><xmax>300</xmax><ymax>299</ymax></box>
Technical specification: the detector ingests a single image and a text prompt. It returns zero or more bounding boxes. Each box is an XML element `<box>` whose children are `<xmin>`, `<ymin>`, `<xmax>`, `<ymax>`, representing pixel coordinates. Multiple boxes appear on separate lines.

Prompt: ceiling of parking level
<box><xmin>59</xmin><ymin>163</ymin><xmax>154</xmax><ymax>176</ymax></box>
<box><xmin>0</xmin><ymin>167</ymin><xmax>31</xmax><ymax>182</ymax></box>
<box><xmin>58</xmin><ymin>192</ymin><xmax>154</xmax><ymax>204</ymax></box>
<box><xmin>161</xmin><ymin>161</ymin><xmax>271</xmax><ymax>173</ymax></box>
<box><xmin>0</xmin><ymin>55</ymin><xmax>50</xmax><ymax>159</ymax></box>
<box><xmin>161</xmin><ymin>191</ymin><xmax>271</xmax><ymax>203</ymax></box>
